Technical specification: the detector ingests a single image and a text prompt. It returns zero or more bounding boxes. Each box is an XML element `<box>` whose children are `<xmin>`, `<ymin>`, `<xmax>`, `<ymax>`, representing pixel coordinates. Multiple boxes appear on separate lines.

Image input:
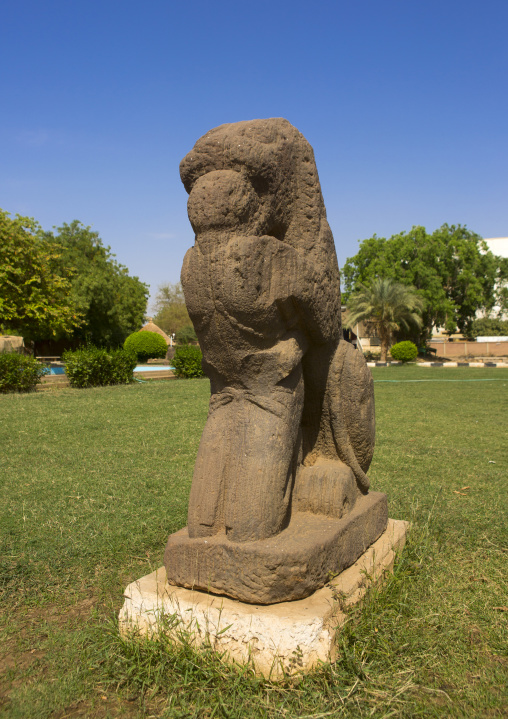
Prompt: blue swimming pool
<box><xmin>44</xmin><ymin>365</ymin><xmax>174</xmax><ymax>375</ymax></box>
<box><xmin>44</xmin><ymin>366</ymin><xmax>66</xmax><ymax>375</ymax></box>
<box><xmin>134</xmin><ymin>366</ymin><xmax>174</xmax><ymax>372</ymax></box>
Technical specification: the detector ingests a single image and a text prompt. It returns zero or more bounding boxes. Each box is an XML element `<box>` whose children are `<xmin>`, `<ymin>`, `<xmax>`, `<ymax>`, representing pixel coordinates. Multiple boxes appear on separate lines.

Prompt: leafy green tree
<box><xmin>468</xmin><ymin>317</ymin><xmax>508</xmax><ymax>338</ymax></box>
<box><xmin>341</xmin><ymin>225</ymin><xmax>506</xmax><ymax>341</ymax></box>
<box><xmin>0</xmin><ymin>209</ymin><xmax>81</xmax><ymax>342</ymax></box>
<box><xmin>152</xmin><ymin>282</ymin><xmax>192</xmax><ymax>336</ymax></box>
<box><xmin>496</xmin><ymin>280</ymin><xmax>508</xmax><ymax>318</ymax></box>
<box><xmin>175</xmin><ymin>325</ymin><xmax>198</xmax><ymax>345</ymax></box>
<box><xmin>42</xmin><ymin>221</ymin><xmax>148</xmax><ymax>347</ymax></box>
<box><xmin>345</xmin><ymin>278</ymin><xmax>423</xmax><ymax>361</ymax></box>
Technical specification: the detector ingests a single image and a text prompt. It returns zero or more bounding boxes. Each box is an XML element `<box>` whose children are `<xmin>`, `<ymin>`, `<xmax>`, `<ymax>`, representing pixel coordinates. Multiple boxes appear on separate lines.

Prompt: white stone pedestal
<box><xmin>119</xmin><ymin>519</ymin><xmax>408</xmax><ymax>678</ymax></box>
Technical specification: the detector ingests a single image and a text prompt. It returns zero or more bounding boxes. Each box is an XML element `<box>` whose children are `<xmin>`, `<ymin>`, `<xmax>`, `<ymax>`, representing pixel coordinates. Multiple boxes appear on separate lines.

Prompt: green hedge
<box><xmin>172</xmin><ymin>345</ymin><xmax>205</xmax><ymax>378</ymax></box>
<box><xmin>63</xmin><ymin>346</ymin><xmax>137</xmax><ymax>388</ymax></box>
<box><xmin>123</xmin><ymin>331</ymin><xmax>168</xmax><ymax>363</ymax></box>
<box><xmin>0</xmin><ymin>353</ymin><xmax>45</xmax><ymax>393</ymax></box>
<box><xmin>389</xmin><ymin>341</ymin><xmax>418</xmax><ymax>363</ymax></box>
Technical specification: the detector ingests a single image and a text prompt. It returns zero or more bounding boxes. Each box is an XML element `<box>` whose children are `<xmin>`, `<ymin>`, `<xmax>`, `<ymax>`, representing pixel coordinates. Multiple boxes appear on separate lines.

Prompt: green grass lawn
<box><xmin>0</xmin><ymin>366</ymin><xmax>507</xmax><ymax>718</ymax></box>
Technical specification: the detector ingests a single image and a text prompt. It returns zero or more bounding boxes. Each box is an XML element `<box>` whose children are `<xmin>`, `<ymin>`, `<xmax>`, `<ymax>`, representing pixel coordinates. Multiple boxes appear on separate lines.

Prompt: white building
<box><xmin>484</xmin><ymin>237</ymin><xmax>508</xmax><ymax>258</ymax></box>
<box><xmin>481</xmin><ymin>237</ymin><xmax>507</xmax><ymax>320</ymax></box>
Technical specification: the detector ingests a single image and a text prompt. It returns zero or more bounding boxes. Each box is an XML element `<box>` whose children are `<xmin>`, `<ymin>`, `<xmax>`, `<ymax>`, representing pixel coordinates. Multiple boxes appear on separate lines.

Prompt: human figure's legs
<box><xmin>187</xmin><ymin>367</ymin><xmax>304</xmax><ymax>542</ymax></box>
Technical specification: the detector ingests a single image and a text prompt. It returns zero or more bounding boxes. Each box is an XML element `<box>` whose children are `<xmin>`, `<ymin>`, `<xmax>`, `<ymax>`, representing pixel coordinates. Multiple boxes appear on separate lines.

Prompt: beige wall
<box><xmin>429</xmin><ymin>341</ymin><xmax>508</xmax><ymax>357</ymax></box>
<box><xmin>0</xmin><ymin>336</ymin><xmax>25</xmax><ymax>354</ymax></box>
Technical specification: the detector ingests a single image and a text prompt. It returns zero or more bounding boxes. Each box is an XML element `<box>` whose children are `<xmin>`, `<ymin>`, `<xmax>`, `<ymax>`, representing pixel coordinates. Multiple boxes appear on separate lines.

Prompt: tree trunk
<box><xmin>379</xmin><ymin>327</ymin><xmax>390</xmax><ymax>362</ymax></box>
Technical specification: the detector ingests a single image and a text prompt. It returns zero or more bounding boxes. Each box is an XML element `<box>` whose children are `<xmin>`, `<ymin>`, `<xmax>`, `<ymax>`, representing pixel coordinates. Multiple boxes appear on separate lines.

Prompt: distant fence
<box><xmin>429</xmin><ymin>341</ymin><xmax>508</xmax><ymax>357</ymax></box>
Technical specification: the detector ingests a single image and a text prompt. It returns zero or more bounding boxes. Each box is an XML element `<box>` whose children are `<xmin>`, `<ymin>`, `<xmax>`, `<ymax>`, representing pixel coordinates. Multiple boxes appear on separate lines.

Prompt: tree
<box><xmin>175</xmin><ymin>325</ymin><xmax>198</xmax><ymax>345</ymax></box>
<box><xmin>341</xmin><ymin>225</ymin><xmax>506</xmax><ymax>342</ymax></box>
<box><xmin>345</xmin><ymin>278</ymin><xmax>423</xmax><ymax>361</ymax></box>
<box><xmin>0</xmin><ymin>209</ymin><xmax>81</xmax><ymax>342</ymax></box>
<box><xmin>468</xmin><ymin>317</ymin><xmax>508</xmax><ymax>338</ymax></box>
<box><xmin>42</xmin><ymin>221</ymin><xmax>149</xmax><ymax>347</ymax></box>
<box><xmin>151</xmin><ymin>282</ymin><xmax>192</xmax><ymax>336</ymax></box>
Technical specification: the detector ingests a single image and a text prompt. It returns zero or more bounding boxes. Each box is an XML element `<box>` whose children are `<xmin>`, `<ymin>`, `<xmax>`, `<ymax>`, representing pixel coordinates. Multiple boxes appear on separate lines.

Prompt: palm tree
<box><xmin>345</xmin><ymin>278</ymin><xmax>424</xmax><ymax>361</ymax></box>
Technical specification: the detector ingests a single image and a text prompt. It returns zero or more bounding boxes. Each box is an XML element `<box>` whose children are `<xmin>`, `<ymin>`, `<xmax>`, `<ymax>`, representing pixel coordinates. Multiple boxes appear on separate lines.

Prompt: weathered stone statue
<box><xmin>164</xmin><ymin>119</ymin><xmax>388</xmax><ymax>604</ymax></box>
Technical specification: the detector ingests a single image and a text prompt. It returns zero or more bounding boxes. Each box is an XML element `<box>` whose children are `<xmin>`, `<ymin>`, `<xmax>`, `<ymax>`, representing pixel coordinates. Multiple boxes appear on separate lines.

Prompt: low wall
<box><xmin>0</xmin><ymin>336</ymin><xmax>25</xmax><ymax>354</ymax></box>
<box><xmin>429</xmin><ymin>341</ymin><xmax>508</xmax><ymax>357</ymax></box>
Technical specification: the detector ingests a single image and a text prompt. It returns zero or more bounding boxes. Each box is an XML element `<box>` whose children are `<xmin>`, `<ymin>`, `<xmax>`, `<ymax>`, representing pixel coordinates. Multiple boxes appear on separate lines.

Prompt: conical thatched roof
<box><xmin>140</xmin><ymin>318</ymin><xmax>171</xmax><ymax>344</ymax></box>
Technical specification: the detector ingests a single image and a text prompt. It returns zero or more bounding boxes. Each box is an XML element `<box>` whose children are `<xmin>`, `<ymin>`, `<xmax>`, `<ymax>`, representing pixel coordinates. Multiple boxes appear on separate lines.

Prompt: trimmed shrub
<box><xmin>124</xmin><ymin>331</ymin><xmax>168</xmax><ymax>363</ymax></box>
<box><xmin>389</xmin><ymin>340</ymin><xmax>418</xmax><ymax>363</ymax></box>
<box><xmin>172</xmin><ymin>345</ymin><xmax>205</xmax><ymax>378</ymax></box>
<box><xmin>0</xmin><ymin>352</ymin><xmax>45</xmax><ymax>393</ymax></box>
<box><xmin>63</xmin><ymin>346</ymin><xmax>137</xmax><ymax>388</ymax></box>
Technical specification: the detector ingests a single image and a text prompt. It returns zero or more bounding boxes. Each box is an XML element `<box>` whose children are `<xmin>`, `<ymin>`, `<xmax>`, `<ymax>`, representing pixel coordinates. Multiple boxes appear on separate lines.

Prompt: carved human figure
<box><xmin>178</xmin><ymin>119</ymin><xmax>374</xmax><ymax>545</ymax></box>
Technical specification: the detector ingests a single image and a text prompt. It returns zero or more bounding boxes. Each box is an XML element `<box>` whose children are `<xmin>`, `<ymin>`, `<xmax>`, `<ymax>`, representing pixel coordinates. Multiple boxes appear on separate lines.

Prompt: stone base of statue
<box><xmin>164</xmin><ymin>492</ymin><xmax>388</xmax><ymax>605</ymax></box>
<box><xmin>120</xmin><ymin>518</ymin><xmax>407</xmax><ymax>678</ymax></box>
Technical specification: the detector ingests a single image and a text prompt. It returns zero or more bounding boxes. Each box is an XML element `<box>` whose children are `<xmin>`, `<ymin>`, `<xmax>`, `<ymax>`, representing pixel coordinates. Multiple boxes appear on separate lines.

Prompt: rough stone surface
<box><xmin>165</xmin><ymin>492</ymin><xmax>387</xmax><ymax>604</ymax></box>
<box><xmin>123</xmin><ymin>519</ymin><xmax>408</xmax><ymax>678</ymax></box>
<box><xmin>165</xmin><ymin>118</ymin><xmax>386</xmax><ymax>603</ymax></box>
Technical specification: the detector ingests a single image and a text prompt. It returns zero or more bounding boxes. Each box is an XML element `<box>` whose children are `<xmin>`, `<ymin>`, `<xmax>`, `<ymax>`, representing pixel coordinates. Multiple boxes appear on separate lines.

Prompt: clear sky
<box><xmin>1</xmin><ymin>1</ymin><xmax>506</xmax><ymax>307</ymax></box>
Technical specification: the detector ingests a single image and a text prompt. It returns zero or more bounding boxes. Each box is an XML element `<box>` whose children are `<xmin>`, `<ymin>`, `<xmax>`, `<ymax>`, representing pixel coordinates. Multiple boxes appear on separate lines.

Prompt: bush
<box><xmin>63</xmin><ymin>346</ymin><xmax>137</xmax><ymax>388</ymax></box>
<box><xmin>389</xmin><ymin>341</ymin><xmax>418</xmax><ymax>363</ymax></box>
<box><xmin>175</xmin><ymin>325</ymin><xmax>198</xmax><ymax>345</ymax></box>
<box><xmin>123</xmin><ymin>331</ymin><xmax>168</xmax><ymax>363</ymax></box>
<box><xmin>0</xmin><ymin>352</ymin><xmax>45</xmax><ymax>393</ymax></box>
<box><xmin>172</xmin><ymin>345</ymin><xmax>205</xmax><ymax>378</ymax></box>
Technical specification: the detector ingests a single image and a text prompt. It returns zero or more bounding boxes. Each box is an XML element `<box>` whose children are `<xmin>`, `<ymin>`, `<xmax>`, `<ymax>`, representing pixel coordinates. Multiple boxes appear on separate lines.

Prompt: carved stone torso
<box><xmin>182</xmin><ymin>235</ymin><xmax>308</xmax><ymax>384</ymax></box>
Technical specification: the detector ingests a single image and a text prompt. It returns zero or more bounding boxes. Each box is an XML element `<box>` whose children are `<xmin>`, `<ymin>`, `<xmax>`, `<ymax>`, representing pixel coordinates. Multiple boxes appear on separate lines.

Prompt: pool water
<box><xmin>44</xmin><ymin>365</ymin><xmax>174</xmax><ymax>375</ymax></box>
<box><xmin>45</xmin><ymin>366</ymin><xmax>66</xmax><ymax>375</ymax></box>
<box><xmin>134</xmin><ymin>366</ymin><xmax>174</xmax><ymax>372</ymax></box>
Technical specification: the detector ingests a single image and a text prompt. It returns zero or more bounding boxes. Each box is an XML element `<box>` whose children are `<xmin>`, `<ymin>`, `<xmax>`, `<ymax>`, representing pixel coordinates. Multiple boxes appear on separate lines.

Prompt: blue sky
<box><xmin>1</xmin><ymin>1</ymin><xmax>506</xmax><ymax>306</ymax></box>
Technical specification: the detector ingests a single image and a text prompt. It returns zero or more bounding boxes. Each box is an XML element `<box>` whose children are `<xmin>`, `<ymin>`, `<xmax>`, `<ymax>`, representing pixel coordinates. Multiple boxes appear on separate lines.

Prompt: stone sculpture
<box><xmin>164</xmin><ymin>118</ymin><xmax>388</xmax><ymax>604</ymax></box>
